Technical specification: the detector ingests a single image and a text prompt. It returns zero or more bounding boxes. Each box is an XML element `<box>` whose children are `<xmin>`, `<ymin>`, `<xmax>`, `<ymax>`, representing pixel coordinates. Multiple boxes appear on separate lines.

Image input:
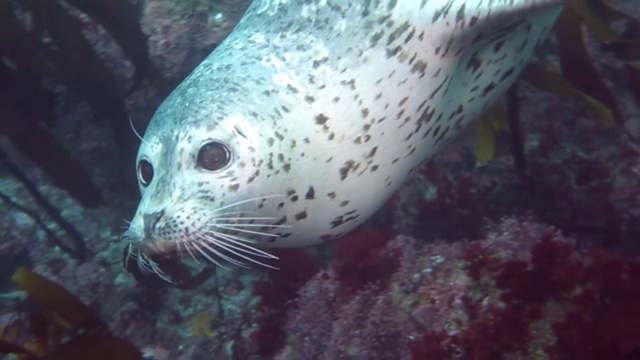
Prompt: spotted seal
<box><xmin>124</xmin><ymin>0</ymin><xmax>563</xmax><ymax>270</ymax></box>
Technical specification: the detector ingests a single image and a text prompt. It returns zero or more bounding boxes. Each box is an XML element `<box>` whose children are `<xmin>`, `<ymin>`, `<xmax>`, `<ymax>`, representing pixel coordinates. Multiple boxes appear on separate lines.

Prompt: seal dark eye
<box><xmin>138</xmin><ymin>159</ymin><xmax>154</xmax><ymax>186</ymax></box>
<box><xmin>197</xmin><ymin>142</ymin><xmax>230</xmax><ymax>171</ymax></box>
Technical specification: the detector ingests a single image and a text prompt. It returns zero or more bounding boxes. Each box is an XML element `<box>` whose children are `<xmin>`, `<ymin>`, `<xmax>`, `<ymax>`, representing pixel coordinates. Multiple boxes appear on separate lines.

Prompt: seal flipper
<box><xmin>418</xmin><ymin>0</ymin><xmax>564</xmax><ymax>147</ymax></box>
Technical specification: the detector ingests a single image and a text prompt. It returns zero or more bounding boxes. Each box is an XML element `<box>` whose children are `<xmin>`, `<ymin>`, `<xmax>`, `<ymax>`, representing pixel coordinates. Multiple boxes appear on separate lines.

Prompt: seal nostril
<box><xmin>143</xmin><ymin>210</ymin><xmax>165</xmax><ymax>240</ymax></box>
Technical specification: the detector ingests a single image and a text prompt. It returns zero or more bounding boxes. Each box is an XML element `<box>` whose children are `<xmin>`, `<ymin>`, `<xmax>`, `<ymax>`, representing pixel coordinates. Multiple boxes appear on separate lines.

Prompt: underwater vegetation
<box><xmin>0</xmin><ymin>267</ymin><xmax>141</xmax><ymax>359</ymax></box>
<box><xmin>477</xmin><ymin>0</ymin><xmax>640</xmax><ymax>164</ymax></box>
<box><xmin>0</xmin><ymin>0</ymin><xmax>167</xmax><ymax>263</ymax></box>
<box><xmin>0</xmin><ymin>0</ymin><xmax>164</xmax><ymax>206</ymax></box>
<box><xmin>261</xmin><ymin>219</ymin><xmax>640</xmax><ymax>359</ymax></box>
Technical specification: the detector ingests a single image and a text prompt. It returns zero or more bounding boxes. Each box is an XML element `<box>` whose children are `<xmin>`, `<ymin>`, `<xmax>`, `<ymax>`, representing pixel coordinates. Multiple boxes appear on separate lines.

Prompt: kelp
<box><xmin>0</xmin><ymin>0</ymin><xmax>165</xmax><ymax>207</ymax></box>
<box><xmin>553</xmin><ymin>0</ymin><xmax>622</xmax><ymax>123</ymax></box>
<box><xmin>476</xmin><ymin>0</ymin><xmax>640</xmax><ymax>164</ymax></box>
<box><xmin>0</xmin><ymin>267</ymin><xmax>142</xmax><ymax>359</ymax></box>
<box><xmin>0</xmin><ymin>148</ymin><xmax>87</xmax><ymax>261</ymax></box>
<box><xmin>521</xmin><ymin>62</ymin><xmax>616</xmax><ymax>127</ymax></box>
<box><xmin>475</xmin><ymin>101</ymin><xmax>505</xmax><ymax>165</ymax></box>
<box><xmin>63</xmin><ymin>0</ymin><xmax>166</xmax><ymax>93</ymax></box>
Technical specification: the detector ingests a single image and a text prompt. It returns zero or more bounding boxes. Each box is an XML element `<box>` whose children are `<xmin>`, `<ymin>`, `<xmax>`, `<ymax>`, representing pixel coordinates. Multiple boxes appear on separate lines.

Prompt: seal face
<box><xmin>125</xmin><ymin>0</ymin><xmax>564</xmax><ymax>270</ymax></box>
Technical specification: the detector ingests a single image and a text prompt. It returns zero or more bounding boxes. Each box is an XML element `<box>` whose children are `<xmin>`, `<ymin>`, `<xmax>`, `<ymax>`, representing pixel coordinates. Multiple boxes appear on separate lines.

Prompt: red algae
<box><xmin>251</xmin><ymin>249</ymin><xmax>320</xmax><ymax>357</ymax></box>
<box><xmin>332</xmin><ymin>226</ymin><xmax>399</xmax><ymax>295</ymax></box>
<box><xmin>276</xmin><ymin>219</ymin><xmax>640</xmax><ymax>360</ymax></box>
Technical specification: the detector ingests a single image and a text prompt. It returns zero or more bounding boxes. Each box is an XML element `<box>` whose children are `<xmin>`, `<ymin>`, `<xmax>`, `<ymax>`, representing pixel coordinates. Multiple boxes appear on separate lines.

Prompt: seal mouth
<box><xmin>124</xmin><ymin>229</ymin><xmax>281</xmax><ymax>282</ymax></box>
<box><xmin>124</xmin><ymin>195</ymin><xmax>291</xmax><ymax>281</ymax></box>
<box><xmin>128</xmin><ymin>226</ymin><xmax>293</xmax><ymax>280</ymax></box>
<box><xmin>123</xmin><ymin>243</ymin><xmax>174</xmax><ymax>283</ymax></box>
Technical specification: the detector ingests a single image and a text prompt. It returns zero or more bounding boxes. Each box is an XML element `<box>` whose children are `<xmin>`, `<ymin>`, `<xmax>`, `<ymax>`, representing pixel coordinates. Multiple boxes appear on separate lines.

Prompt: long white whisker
<box><xmin>212</xmin><ymin>222</ymin><xmax>292</xmax><ymax>229</ymax></box>
<box><xmin>207</xmin><ymin>212</ymin><xmax>263</xmax><ymax>218</ymax></box>
<box><xmin>180</xmin><ymin>240</ymin><xmax>199</xmax><ymax>263</ymax></box>
<box><xmin>191</xmin><ymin>241</ymin><xmax>229</xmax><ymax>269</ymax></box>
<box><xmin>200</xmin><ymin>232</ymin><xmax>270</xmax><ymax>258</ymax></box>
<box><xmin>202</xmin><ymin>231</ymin><xmax>278</xmax><ymax>260</ymax></box>
<box><xmin>209</xmin><ymin>216</ymin><xmax>278</xmax><ymax>222</ymax></box>
<box><xmin>202</xmin><ymin>229</ymin><xmax>256</xmax><ymax>244</ymax></box>
<box><xmin>196</xmin><ymin>238</ymin><xmax>251</xmax><ymax>268</ymax></box>
<box><xmin>213</xmin><ymin>224</ymin><xmax>281</xmax><ymax>238</ymax></box>
<box><xmin>147</xmin><ymin>258</ymin><xmax>173</xmax><ymax>283</ymax></box>
<box><xmin>137</xmin><ymin>254</ymin><xmax>154</xmax><ymax>273</ymax></box>
<box><xmin>212</xmin><ymin>194</ymin><xmax>285</xmax><ymax>214</ymax></box>
<box><xmin>124</xmin><ymin>244</ymin><xmax>134</xmax><ymax>264</ymax></box>
<box><xmin>198</xmin><ymin>233</ymin><xmax>278</xmax><ymax>269</ymax></box>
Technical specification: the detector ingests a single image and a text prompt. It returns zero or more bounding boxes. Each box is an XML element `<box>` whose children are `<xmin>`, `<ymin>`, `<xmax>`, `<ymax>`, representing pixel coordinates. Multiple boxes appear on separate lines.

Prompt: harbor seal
<box><xmin>124</xmin><ymin>0</ymin><xmax>563</xmax><ymax>271</ymax></box>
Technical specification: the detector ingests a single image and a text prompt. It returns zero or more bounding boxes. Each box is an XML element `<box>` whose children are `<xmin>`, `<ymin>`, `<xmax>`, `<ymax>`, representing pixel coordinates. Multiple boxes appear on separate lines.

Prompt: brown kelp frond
<box><xmin>63</xmin><ymin>0</ymin><xmax>166</xmax><ymax>93</ymax></box>
<box><xmin>0</xmin><ymin>149</ymin><xmax>87</xmax><ymax>261</ymax></box>
<box><xmin>0</xmin><ymin>0</ymin><xmax>167</xmax><ymax>207</ymax></box>
<box><xmin>475</xmin><ymin>0</ymin><xmax>640</xmax><ymax>164</ymax></box>
<box><xmin>552</xmin><ymin>0</ymin><xmax>623</xmax><ymax>124</ymax></box>
<box><xmin>0</xmin><ymin>267</ymin><xmax>142</xmax><ymax>360</ymax></box>
<box><xmin>521</xmin><ymin>62</ymin><xmax>617</xmax><ymax>127</ymax></box>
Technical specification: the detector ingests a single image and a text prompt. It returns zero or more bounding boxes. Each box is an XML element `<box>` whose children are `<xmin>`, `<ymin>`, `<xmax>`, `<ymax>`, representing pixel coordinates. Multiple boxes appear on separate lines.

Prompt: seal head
<box><xmin>125</xmin><ymin>0</ymin><xmax>564</xmax><ymax>270</ymax></box>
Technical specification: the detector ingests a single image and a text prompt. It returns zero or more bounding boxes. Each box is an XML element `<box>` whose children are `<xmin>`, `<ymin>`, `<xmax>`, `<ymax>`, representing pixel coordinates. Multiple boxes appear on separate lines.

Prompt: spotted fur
<box><xmin>126</xmin><ymin>0</ymin><xmax>563</xmax><ymax>266</ymax></box>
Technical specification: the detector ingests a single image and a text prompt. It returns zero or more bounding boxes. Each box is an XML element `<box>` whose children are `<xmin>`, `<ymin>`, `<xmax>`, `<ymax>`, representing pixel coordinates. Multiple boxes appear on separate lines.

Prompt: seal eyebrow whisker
<box><xmin>129</xmin><ymin>115</ymin><xmax>147</xmax><ymax>145</ymax></box>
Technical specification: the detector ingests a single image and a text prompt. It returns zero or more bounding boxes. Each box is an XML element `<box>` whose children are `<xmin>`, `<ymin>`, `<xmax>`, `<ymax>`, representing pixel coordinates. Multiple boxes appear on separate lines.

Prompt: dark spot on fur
<box><xmin>305</xmin><ymin>186</ymin><xmax>315</xmax><ymax>200</ymax></box>
<box><xmin>315</xmin><ymin>113</ymin><xmax>329</xmax><ymax>125</ymax></box>
<box><xmin>294</xmin><ymin>211</ymin><xmax>308</xmax><ymax>221</ymax></box>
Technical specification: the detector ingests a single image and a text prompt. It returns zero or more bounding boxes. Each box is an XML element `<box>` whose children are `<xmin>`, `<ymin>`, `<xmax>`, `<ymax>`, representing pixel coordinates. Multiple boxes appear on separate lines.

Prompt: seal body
<box><xmin>126</xmin><ymin>0</ymin><xmax>563</xmax><ymax>267</ymax></box>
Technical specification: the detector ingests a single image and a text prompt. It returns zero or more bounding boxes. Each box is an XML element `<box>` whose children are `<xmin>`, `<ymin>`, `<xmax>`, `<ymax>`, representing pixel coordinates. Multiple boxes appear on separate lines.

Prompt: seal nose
<box><xmin>143</xmin><ymin>210</ymin><xmax>165</xmax><ymax>240</ymax></box>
